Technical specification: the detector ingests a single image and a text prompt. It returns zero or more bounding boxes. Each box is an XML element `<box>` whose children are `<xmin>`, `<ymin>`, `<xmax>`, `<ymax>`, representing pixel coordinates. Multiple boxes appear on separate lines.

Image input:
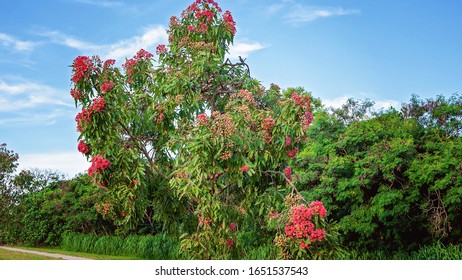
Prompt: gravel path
<box><xmin>0</xmin><ymin>246</ymin><xmax>90</xmax><ymax>260</ymax></box>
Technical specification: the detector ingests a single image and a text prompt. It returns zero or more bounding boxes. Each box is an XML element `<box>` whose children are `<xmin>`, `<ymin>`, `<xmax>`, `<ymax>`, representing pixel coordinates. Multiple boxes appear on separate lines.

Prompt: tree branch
<box><xmin>262</xmin><ymin>170</ymin><xmax>308</xmax><ymax>204</ymax></box>
<box><xmin>117</xmin><ymin>120</ymin><xmax>168</xmax><ymax>179</ymax></box>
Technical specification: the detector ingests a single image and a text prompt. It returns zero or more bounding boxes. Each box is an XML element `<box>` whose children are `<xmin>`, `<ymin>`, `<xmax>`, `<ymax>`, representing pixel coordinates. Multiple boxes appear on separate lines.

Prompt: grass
<box><xmin>60</xmin><ymin>232</ymin><xmax>181</xmax><ymax>259</ymax></box>
<box><xmin>0</xmin><ymin>248</ymin><xmax>61</xmax><ymax>260</ymax></box>
<box><xmin>9</xmin><ymin>246</ymin><xmax>140</xmax><ymax>260</ymax></box>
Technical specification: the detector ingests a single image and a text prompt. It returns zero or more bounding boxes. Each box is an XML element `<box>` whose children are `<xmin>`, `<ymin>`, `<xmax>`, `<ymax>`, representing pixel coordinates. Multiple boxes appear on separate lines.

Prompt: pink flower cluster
<box><xmin>92</xmin><ymin>97</ymin><xmax>105</xmax><ymax>112</ymax></box>
<box><xmin>196</xmin><ymin>113</ymin><xmax>209</xmax><ymax>125</ymax></box>
<box><xmin>286</xmin><ymin>147</ymin><xmax>299</xmax><ymax>158</ymax></box>
<box><xmin>285</xmin><ymin>136</ymin><xmax>291</xmax><ymax>147</ymax></box>
<box><xmin>135</xmin><ymin>49</ymin><xmax>153</xmax><ymax>59</ymax></box>
<box><xmin>239</xmin><ymin>165</ymin><xmax>249</xmax><ymax>173</ymax></box>
<box><xmin>187</xmin><ymin>0</ymin><xmax>221</xmax><ymax>13</ymax></box>
<box><xmin>70</xmin><ymin>89</ymin><xmax>82</xmax><ymax>100</ymax></box>
<box><xmin>284</xmin><ymin>166</ymin><xmax>292</xmax><ymax>182</ymax></box>
<box><xmin>229</xmin><ymin>222</ymin><xmax>237</xmax><ymax>231</ymax></box>
<box><xmin>226</xmin><ymin>238</ymin><xmax>234</xmax><ymax>248</ymax></box>
<box><xmin>195</xmin><ymin>9</ymin><xmax>214</xmax><ymax>22</ymax></box>
<box><xmin>75</xmin><ymin>108</ymin><xmax>92</xmax><ymax>132</ymax></box>
<box><xmin>223</xmin><ymin>10</ymin><xmax>236</xmax><ymax>35</ymax></box>
<box><xmin>100</xmin><ymin>80</ymin><xmax>114</xmax><ymax>93</ymax></box>
<box><xmin>78</xmin><ymin>140</ymin><xmax>89</xmax><ymax>154</ymax></box>
<box><xmin>71</xmin><ymin>56</ymin><xmax>94</xmax><ymax>83</ymax></box>
<box><xmin>309</xmin><ymin>201</ymin><xmax>327</xmax><ymax>218</ymax></box>
<box><xmin>122</xmin><ymin>49</ymin><xmax>153</xmax><ymax>79</ymax></box>
<box><xmin>284</xmin><ymin>202</ymin><xmax>327</xmax><ymax>249</ymax></box>
<box><xmin>88</xmin><ymin>154</ymin><xmax>111</xmax><ymax>178</ymax></box>
<box><xmin>262</xmin><ymin>116</ymin><xmax>275</xmax><ymax>131</ymax></box>
<box><xmin>103</xmin><ymin>59</ymin><xmax>115</xmax><ymax>70</ymax></box>
<box><xmin>291</xmin><ymin>93</ymin><xmax>303</xmax><ymax>106</ymax></box>
<box><xmin>156</xmin><ymin>44</ymin><xmax>167</xmax><ymax>55</ymax></box>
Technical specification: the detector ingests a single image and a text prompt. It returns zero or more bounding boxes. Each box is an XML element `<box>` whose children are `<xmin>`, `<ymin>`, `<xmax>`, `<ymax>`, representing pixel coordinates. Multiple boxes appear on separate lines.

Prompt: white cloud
<box><xmin>286</xmin><ymin>6</ymin><xmax>360</xmax><ymax>24</ymax></box>
<box><xmin>0</xmin><ymin>79</ymin><xmax>72</xmax><ymax>112</ymax></box>
<box><xmin>265</xmin><ymin>1</ymin><xmax>360</xmax><ymax>25</ymax></box>
<box><xmin>39</xmin><ymin>25</ymin><xmax>168</xmax><ymax>61</ymax></box>
<box><xmin>18</xmin><ymin>151</ymin><xmax>89</xmax><ymax>178</ymax></box>
<box><xmin>227</xmin><ymin>41</ymin><xmax>267</xmax><ymax>59</ymax></box>
<box><xmin>0</xmin><ymin>33</ymin><xmax>36</xmax><ymax>52</ymax></box>
<box><xmin>0</xmin><ymin>109</ymin><xmax>68</xmax><ymax>126</ymax></box>
<box><xmin>104</xmin><ymin>26</ymin><xmax>168</xmax><ymax>61</ymax></box>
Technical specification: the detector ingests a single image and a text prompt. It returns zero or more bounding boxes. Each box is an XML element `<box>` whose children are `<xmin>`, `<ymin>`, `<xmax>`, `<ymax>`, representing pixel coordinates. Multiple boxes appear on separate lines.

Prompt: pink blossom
<box><xmin>239</xmin><ymin>165</ymin><xmax>249</xmax><ymax>173</ymax></box>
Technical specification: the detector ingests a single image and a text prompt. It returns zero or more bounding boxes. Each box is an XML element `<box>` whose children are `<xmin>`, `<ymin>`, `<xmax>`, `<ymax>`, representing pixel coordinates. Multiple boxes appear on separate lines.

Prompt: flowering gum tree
<box><xmin>70</xmin><ymin>0</ymin><xmax>326</xmax><ymax>259</ymax></box>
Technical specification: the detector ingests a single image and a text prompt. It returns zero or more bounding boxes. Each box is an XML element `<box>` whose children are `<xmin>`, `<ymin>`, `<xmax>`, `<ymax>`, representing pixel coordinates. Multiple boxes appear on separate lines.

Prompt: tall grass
<box><xmin>347</xmin><ymin>243</ymin><xmax>462</xmax><ymax>260</ymax></box>
<box><xmin>61</xmin><ymin>232</ymin><xmax>462</xmax><ymax>260</ymax></box>
<box><xmin>61</xmin><ymin>232</ymin><xmax>180</xmax><ymax>259</ymax></box>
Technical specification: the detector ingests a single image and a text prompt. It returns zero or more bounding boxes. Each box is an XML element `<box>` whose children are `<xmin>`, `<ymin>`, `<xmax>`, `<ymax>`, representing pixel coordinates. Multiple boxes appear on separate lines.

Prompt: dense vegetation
<box><xmin>1</xmin><ymin>0</ymin><xmax>461</xmax><ymax>259</ymax></box>
<box><xmin>1</xmin><ymin>93</ymin><xmax>461</xmax><ymax>259</ymax></box>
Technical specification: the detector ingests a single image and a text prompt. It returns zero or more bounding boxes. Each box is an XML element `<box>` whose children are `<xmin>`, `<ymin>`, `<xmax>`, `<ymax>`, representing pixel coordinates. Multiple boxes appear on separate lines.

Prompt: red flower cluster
<box><xmin>229</xmin><ymin>222</ymin><xmax>237</xmax><ymax>231</ymax></box>
<box><xmin>103</xmin><ymin>59</ymin><xmax>115</xmax><ymax>69</ymax></box>
<box><xmin>309</xmin><ymin>201</ymin><xmax>327</xmax><ymax>218</ymax></box>
<box><xmin>284</xmin><ymin>166</ymin><xmax>292</xmax><ymax>182</ymax></box>
<box><xmin>156</xmin><ymin>44</ymin><xmax>167</xmax><ymax>55</ymax></box>
<box><xmin>300</xmin><ymin>240</ymin><xmax>310</xmax><ymax>249</ymax></box>
<box><xmin>71</xmin><ymin>56</ymin><xmax>94</xmax><ymax>83</ymax></box>
<box><xmin>77</xmin><ymin>140</ymin><xmax>89</xmax><ymax>154</ymax></box>
<box><xmin>196</xmin><ymin>113</ymin><xmax>209</xmax><ymax>125</ymax></box>
<box><xmin>189</xmin><ymin>0</ymin><xmax>221</xmax><ymax>13</ymax></box>
<box><xmin>199</xmin><ymin>22</ymin><xmax>208</xmax><ymax>33</ymax></box>
<box><xmin>123</xmin><ymin>49</ymin><xmax>153</xmax><ymax>78</ymax></box>
<box><xmin>92</xmin><ymin>97</ymin><xmax>105</xmax><ymax>112</ymax></box>
<box><xmin>75</xmin><ymin>108</ymin><xmax>92</xmax><ymax>132</ymax></box>
<box><xmin>226</xmin><ymin>238</ymin><xmax>234</xmax><ymax>248</ymax></box>
<box><xmin>100</xmin><ymin>80</ymin><xmax>114</xmax><ymax>93</ymax></box>
<box><xmin>70</xmin><ymin>89</ymin><xmax>82</xmax><ymax>100</ymax></box>
<box><xmin>285</xmin><ymin>136</ymin><xmax>291</xmax><ymax>147</ymax></box>
<box><xmin>262</xmin><ymin>116</ymin><xmax>275</xmax><ymax>131</ymax></box>
<box><xmin>239</xmin><ymin>165</ymin><xmax>249</xmax><ymax>173</ymax></box>
<box><xmin>88</xmin><ymin>154</ymin><xmax>111</xmax><ymax>178</ymax></box>
<box><xmin>286</xmin><ymin>147</ymin><xmax>299</xmax><ymax>158</ymax></box>
<box><xmin>291</xmin><ymin>93</ymin><xmax>303</xmax><ymax>106</ymax></box>
<box><xmin>284</xmin><ymin>203</ymin><xmax>327</xmax><ymax>249</ymax></box>
<box><xmin>300</xmin><ymin>111</ymin><xmax>314</xmax><ymax>131</ymax></box>
<box><xmin>195</xmin><ymin>9</ymin><xmax>214</xmax><ymax>22</ymax></box>
<box><xmin>135</xmin><ymin>49</ymin><xmax>153</xmax><ymax>59</ymax></box>
<box><xmin>223</xmin><ymin>10</ymin><xmax>236</xmax><ymax>35</ymax></box>
<box><xmin>222</xmin><ymin>10</ymin><xmax>236</xmax><ymax>35</ymax></box>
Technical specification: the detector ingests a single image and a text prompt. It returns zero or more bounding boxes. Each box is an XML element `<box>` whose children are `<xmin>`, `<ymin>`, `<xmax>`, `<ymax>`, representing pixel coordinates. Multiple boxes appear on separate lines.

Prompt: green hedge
<box><xmin>61</xmin><ymin>232</ymin><xmax>181</xmax><ymax>259</ymax></box>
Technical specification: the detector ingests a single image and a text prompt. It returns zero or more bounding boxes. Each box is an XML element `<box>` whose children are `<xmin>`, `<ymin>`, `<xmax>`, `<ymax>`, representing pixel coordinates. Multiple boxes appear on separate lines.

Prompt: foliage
<box><xmin>1</xmin><ymin>171</ymin><xmax>113</xmax><ymax>246</ymax></box>
<box><xmin>294</xmin><ymin>95</ymin><xmax>462</xmax><ymax>252</ymax></box>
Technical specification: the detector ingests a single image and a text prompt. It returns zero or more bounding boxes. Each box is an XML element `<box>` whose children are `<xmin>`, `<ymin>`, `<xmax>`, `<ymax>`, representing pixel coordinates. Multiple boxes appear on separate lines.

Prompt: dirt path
<box><xmin>0</xmin><ymin>246</ymin><xmax>90</xmax><ymax>260</ymax></box>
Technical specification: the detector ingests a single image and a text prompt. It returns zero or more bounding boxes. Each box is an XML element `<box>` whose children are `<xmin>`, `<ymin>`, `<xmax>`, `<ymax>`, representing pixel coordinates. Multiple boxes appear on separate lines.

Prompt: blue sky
<box><xmin>1</xmin><ymin>0</ymin><xmax>461</xmax><ymax>177</ymax></box>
